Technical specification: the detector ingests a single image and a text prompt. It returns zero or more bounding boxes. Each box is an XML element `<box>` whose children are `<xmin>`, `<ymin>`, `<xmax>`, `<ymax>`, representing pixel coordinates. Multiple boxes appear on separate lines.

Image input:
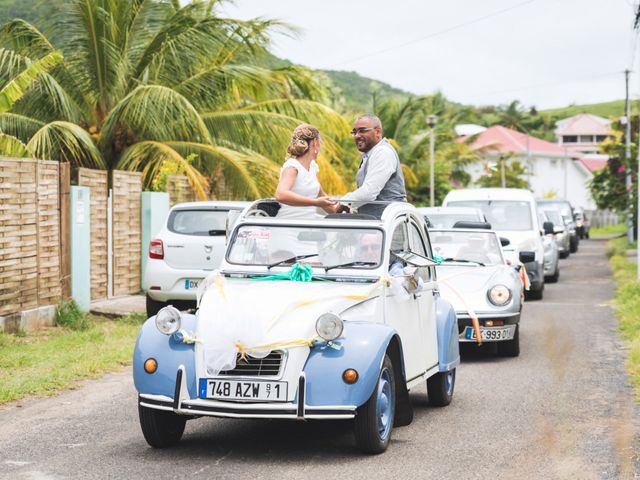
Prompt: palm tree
<box><xmin>0</xmin><ymin>0</ymin><xmax>350</xmax><ymax>199</ymax></box>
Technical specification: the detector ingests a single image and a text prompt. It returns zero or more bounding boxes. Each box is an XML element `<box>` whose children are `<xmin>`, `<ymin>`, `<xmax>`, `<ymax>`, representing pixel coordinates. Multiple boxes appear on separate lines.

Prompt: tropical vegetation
<box><xmin>0</xmin><ymin>0</ymin><xmax>353</xmax><ymax>199</ymax></box>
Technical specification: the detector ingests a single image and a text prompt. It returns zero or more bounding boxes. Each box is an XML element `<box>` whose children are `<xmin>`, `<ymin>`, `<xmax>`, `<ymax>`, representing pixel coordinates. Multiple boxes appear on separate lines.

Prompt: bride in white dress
<box><xmin>275</xmin><ymin>124</ymin><xmax>337</xmax><ymax>218</ymax></box>
<box><xmin>271</xmin><ymin>124</ymin><xmax>337</xmax><ymax>259</ymax></box>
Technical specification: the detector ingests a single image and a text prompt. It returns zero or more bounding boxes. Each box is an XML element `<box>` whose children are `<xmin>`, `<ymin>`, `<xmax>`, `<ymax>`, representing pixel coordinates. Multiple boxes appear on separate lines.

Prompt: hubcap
<box><xmin>376</xmin><ymin>368</ymin><xmax>392</xmax><ymax>439</ymax></box>
<box><xmin>445</xmin><ymin>370</ymin><xmax>455</xmax><ymax>396</ymax></box>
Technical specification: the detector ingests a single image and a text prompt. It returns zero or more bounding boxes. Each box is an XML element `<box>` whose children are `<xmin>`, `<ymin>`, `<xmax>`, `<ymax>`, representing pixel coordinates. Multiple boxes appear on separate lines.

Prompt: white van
<box><xmin>442</xmin><ymin>188</ymin><xmax>549</xmax><ymax>300</ymax></box>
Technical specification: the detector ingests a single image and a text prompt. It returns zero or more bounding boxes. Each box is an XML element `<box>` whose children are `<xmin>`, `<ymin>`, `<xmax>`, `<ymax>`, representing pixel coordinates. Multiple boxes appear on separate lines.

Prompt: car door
<box><xmin>408</xmin><ymin>217</ymin><xmax>440</xmax><ymax>372</ymax></box>
<box><xmin>384</xmin><ymin>217</ymin><xmax>426</xmax><ymax>381</ymax></box>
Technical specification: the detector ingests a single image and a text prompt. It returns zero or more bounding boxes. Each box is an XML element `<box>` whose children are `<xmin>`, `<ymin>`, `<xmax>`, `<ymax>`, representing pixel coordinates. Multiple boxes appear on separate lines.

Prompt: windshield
<box><xmin>168</xmin><ymin>209</ymin><xmax>233</xmax><ymax>236</ymax></box>
<box><xmin>430</xmin><ymin>230</ymin><xmax>504</xmax><ymax>266</ymax></box>
<box><xmin>446</xmin><ymin>201</ymin><xmax>532</xmax><ymax>231</ymax></box>
<box><xmin>227</xmin><ymin>224</ymin><xmax>384</xmax><ymax>269</ymax></box>
<box><xmin>542</xmin><ymin>209</ymin><xmax>563</xmax><ymax>226</ymax></box>
<box><xmin>425</xmin><ymin>213</ymin><xmax>481</xmax><ymax>228</ymax></box>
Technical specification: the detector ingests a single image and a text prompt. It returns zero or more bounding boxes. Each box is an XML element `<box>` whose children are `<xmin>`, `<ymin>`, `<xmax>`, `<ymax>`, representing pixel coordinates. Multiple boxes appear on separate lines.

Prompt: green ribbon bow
<box><xmin>256</xmin><ymin>263</ymin><xmax>314</xmax><ymax>282</ymax></box>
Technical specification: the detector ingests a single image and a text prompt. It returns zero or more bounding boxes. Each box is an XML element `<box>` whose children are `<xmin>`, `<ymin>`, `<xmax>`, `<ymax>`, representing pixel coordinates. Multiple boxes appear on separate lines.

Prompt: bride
<box><xmin>275</xmin><ymin>124</ymin><xmax>337</xmax><ymax>218</ymax></box>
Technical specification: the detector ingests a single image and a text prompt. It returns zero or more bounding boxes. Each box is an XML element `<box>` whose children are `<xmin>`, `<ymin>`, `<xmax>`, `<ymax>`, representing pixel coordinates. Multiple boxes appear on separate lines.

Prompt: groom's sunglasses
<box><xmin>350</xmin><ymin>127</ymin><xmax>375</xmax><ymax>136</ymax></box>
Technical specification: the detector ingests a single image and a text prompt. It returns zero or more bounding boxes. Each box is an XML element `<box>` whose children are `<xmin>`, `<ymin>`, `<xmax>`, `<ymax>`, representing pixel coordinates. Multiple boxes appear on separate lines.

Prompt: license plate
<box><xmin>184</xmin><ymin>279</ymin><xmax>200</xmax><ymax>290</ymax></box>
<box><xmin>462</xmin><ymin>325</ymin><xmax>514</xmax><ymax>341</ymax></box>
<box><xmin>198</xmin><ymin>378</ymin><xmax>288</xmax><ymax>402</ymax></box>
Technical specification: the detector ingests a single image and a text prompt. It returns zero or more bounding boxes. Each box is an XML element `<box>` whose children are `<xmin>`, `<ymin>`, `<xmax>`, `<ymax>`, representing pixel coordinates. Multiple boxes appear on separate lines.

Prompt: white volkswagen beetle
<box><xmin>134</xmin><ymin>200</ymin><xmax>460</xmax><ymax>454</ymax></box>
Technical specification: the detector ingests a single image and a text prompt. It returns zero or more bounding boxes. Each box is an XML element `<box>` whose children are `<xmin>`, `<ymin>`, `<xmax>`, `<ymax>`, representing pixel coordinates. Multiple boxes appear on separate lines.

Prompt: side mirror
<box><xmin>543</xmin><ymin>221</ymin><xmax>554</xmax><ymax>235</ymax></box>
<box><xmin>225</xmin><ymin>210</ymin><xmax>242</xmax><ymax>244</ymax></box>
<box><xmin>393</xmin><ymin>251</ymin><xmax>439</xmax><ymax>267</ymax></box>
<box><xmin>519</xmin><ymin>251</ymin><xmax>535</xmax><ymax>264</ymax></box>
<box><xmin>499</xmin><ymin>237</ymin><xmax>510</xmax><ymax>247</ymax></box>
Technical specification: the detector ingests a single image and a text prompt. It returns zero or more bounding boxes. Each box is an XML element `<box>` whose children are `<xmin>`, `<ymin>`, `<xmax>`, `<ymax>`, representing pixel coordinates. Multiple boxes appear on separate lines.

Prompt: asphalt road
<box><xmin>1</xmin><ymin>239</ymin><xmax>638</xmax><ymax>480</ymax></box>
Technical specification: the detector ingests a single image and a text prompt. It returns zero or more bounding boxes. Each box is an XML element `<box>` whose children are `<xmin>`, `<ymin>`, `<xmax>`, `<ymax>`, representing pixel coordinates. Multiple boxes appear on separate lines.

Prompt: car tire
<box><xmin>146</xmin><ymin>295</ymin><xmax>166</xmax><ymax>317</ymax></box>
<box><xmin>525</xmin><ymin>283</ymin><xmax>544</xmax><ymax>300</ymax></box>
<box><xmin>559</xmin><ymin>251</ymin><xmax>569</xmax><ymax>259</ymax></box>
<box><xmin>427</xmin><ymin>368</ymin><xmax>456</xmax><ymax>407</ymax></box>
<box><xmin>569</xmin><ymin>237</ymin><xmax>578</xmax><ymax>253</ymax></box>
<box><xmin>497</xmin><ymin>325</ymin><xmax>520</xmax><ymax>357</ymax></box>
<box><xmin>545</xmin><ymin>266</ymin><xmax>560</xmax><ymax>283</ymax></box>
<box><xmin>138</xmin><ymin>404</ymin><xmax>186</xmax><ymax>448</ymax></box>
<box><xmin>354</xmin><ymin>354</ymin><xmax>395</xmax><ymax>454</ymax></box>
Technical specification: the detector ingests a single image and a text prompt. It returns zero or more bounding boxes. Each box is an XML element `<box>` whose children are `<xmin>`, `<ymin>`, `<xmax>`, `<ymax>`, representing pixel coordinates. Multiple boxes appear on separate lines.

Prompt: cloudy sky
<box><xmin>219</xmin><ymin>0</ymin><xmax>639</xmax><ymax>110</ymax></box>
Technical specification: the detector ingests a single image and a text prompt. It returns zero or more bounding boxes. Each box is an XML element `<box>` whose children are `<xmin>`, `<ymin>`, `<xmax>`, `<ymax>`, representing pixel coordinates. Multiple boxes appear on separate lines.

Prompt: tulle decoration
<box><xmin>201</xmin><ymin>306</ymin><xmax>271</xmax><ymax>377</ymax></box>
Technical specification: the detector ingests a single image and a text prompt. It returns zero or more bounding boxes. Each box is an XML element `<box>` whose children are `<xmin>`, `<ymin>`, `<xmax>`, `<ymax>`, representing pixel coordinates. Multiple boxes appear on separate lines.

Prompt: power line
<box><xmin>463</xmin><ymin>70</ymin><xmax>624</xmax><ymax>100</ymax></box>
<box><xmin>327</xmin><ymin>0</ymin><xmax>539</xmax><ymax>68</ymax></box>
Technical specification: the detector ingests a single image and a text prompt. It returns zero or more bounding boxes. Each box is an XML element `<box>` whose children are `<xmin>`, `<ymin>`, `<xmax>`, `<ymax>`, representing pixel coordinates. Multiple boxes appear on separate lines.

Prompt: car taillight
<box><xmin>149</xmin><ymin>239</ymin><xmax>164</xmax><ymax>259</ymax></box>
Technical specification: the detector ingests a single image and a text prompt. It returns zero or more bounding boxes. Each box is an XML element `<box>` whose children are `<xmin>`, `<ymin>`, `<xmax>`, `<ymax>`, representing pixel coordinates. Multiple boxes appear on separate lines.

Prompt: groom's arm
<box><xmin>341</xmin><ymin>148</ymin><xmax>396</xmax><ymax>202</ymax></box>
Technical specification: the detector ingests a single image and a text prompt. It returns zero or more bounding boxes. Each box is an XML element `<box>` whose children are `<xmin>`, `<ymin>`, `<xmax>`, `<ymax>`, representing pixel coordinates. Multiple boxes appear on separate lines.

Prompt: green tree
<box><xmin>0</xmin><ymin>0</ymin><xmax>350</xmax><ymax>199</ymax></box>
<box><xmin>589</xmin><ymin>122</ymin><xmax>638</xmax><ymax>238</ymax></box>
<box><xmin>476</xmin><ymin>155</ymin><xmax>529</xmax><ymax>189</ymax></box>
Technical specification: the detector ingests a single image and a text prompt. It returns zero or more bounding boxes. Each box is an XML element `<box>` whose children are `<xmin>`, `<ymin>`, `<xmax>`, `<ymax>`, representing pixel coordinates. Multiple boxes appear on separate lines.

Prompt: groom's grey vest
<box><xmin>356</xmin><ymin>139</ymin><xmax>407</xmax><ymax>201</ymax></box>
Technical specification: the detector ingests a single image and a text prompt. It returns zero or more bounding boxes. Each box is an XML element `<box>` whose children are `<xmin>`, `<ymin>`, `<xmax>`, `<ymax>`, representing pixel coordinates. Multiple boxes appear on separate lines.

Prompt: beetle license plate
<box><xmin>462</xmin><ymin>325</ymin><xmax>514</xmax><ymax>341</ymax></box>
<box><xmin>199</xmin><ymin>379</ymin><xmax>287</xmax><ymax>402</ymax></box>
<box><xmin>184</xmin><ymin>279</ymin><xmax>200</xmax><ymax>290</ymax></box>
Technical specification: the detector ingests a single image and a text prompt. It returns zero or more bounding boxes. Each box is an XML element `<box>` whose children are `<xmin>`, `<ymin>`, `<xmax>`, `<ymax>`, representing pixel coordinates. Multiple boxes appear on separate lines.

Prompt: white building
<box><xmin>456</xmin><ymin>125</ymin><xmax>603</xmax><ymax>210</ymax></box>
<box><xmin>555</xmin><ymin>113</ymin><xmax>612</xmax><ymax>154</ymax></box>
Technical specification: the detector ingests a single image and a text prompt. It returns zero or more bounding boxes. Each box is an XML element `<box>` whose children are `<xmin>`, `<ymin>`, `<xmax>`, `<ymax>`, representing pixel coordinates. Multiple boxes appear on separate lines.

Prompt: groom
<box><xmin>341</xmin><ymin>114</ymin><xmax>407</xmax><ymax>213</ymax></box>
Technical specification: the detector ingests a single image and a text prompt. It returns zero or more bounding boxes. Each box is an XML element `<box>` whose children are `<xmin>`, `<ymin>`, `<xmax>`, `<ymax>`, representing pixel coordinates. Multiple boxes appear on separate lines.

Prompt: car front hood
<box><xmin>194</xmin><ymin>276</ymin><xmax>382</xmax><ymax>374</ymax></box>
<box><xmin>437</xmin><ymin>265</ymin><xmax>514</xmax><ymax>314</ymax></box>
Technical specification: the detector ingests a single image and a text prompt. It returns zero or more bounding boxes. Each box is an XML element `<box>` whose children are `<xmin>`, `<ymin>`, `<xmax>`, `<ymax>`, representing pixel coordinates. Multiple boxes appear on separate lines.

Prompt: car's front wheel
<box><xmin>427</xmin><ymin>368</ymin><xmax>456</xmax><ymax>407</ymax></box>
<box><xmin>139</xmin><ymin>404</ymin><xmax>186</xmax><ymax>448</ymax></box>
<box><xmin>354</xmin><ymin>354</ymin><xmax>395</xmax><ymax>454</ymax></box>
<box><xmin>497</xmin><ymin>324</ymin><xmax>520</xmax><ymax>357</ymax></box>
<box><xmin>146</xmin><ymin>294</ymin><xmax>166</xmax><ymax>317</ymax></box>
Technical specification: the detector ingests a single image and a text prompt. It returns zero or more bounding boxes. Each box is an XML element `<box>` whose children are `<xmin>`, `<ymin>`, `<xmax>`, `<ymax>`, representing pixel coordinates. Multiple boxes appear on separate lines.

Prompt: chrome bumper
<box><xmin>138</xmin><ymin>367</ymin><xmax>356</xmax><ymax>420</ymax></box>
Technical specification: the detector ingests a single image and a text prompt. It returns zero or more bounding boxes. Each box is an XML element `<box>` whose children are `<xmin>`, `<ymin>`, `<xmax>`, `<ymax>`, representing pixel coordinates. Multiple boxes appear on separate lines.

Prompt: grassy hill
<box><xmin>541</xmin><ymin>99</ymin><xmax>633</xmax><ymax>119</ymax></box>
<box><xmin>322</xmin><ymin>70</ymin><xmax>410</xmax><ymax>114</ymax></box>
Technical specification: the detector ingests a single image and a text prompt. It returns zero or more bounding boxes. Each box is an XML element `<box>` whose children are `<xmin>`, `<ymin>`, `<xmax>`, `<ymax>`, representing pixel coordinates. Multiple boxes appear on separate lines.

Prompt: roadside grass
<box><xmin>591</xmin><ymin>223</ymin><xmax>627</xmax><ymax>238</ymax></box>
<box><xmin>0</xmin><ymin>313</ymin><xmax>145</xmax><ymax>404</ymax></box>
<box><xmin>607</xmin><ymin>236</ymin><xmax>640</xmax><ymax>397</ymax></box>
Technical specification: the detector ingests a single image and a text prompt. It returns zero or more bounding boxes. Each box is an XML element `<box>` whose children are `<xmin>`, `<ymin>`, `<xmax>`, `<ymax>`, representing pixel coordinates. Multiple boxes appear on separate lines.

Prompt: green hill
<box><xmin>541</xmin><ymin>99</ymin><xmax>633</xmax><ymax>119</ymax></box>
<box><xmin>322</xmin><ymin>70</ymin><xmax>410</xmax><ymax>114</ymax></box>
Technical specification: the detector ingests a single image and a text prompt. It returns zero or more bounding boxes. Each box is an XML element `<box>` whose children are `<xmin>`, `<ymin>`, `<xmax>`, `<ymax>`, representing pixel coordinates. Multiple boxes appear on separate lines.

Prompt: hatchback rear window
<box><xmin>168</xmin><ymin>209</ymin><xmax>232</xmax><ymax>236</ymax></box>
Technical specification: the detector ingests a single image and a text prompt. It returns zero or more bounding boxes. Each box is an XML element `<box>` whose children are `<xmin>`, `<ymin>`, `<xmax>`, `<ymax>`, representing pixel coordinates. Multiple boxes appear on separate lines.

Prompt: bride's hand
<box><xmin>315</xmin><ymin>196</ymin><xmax>336</xmax><ymax>209</ymax></box>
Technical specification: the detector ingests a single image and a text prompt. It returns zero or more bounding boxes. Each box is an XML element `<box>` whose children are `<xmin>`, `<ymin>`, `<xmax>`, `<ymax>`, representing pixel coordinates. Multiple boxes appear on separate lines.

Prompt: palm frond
<box><xmin>0</xmin><ymin>132</ymin><xmax>32</xmax><ymax>157</ymax></box>
<box><xmin>100</xmin><ymin>84</ymin><xmax>211</xmax><ymax>161</ymax></box>
<box><xmin>0</xmin><ymin>112</ymin><xmax>45</xmax><ymax>143</ymax></box>
<box><xmin>167</xmin><ymin>141</ymin><xmax>280</xmax><ymax>199</ymax></box>
<box><xmin>26</xmin><ymin>120</ymin><xmax>105</xmax><ymax>168</ymax></box>
<box><xmin>56</xmin><ymin>0</ymin><xmax>127</xmax><ymax>114</ymax></box>
<box><xmin>0</xmin><ymin>50</ymin><xmax>63</xmax><ymax>112</ymax></box>
<box><xmin>0</xmin><ymin>19</ymin><xmax>56</xmax><ymax>59</ymax></box>
<box><xmin>116</xmin><ymin>140</ymin><xmax>209</xmax><ymax>199</ymax></box>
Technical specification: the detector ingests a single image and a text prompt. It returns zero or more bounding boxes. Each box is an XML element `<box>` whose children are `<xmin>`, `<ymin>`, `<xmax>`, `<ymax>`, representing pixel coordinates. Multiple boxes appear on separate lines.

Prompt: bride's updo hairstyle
<box><xmin>286</xmin><ymin>124</ymin><xmax>320</xmax><ymax>158</ymax></box>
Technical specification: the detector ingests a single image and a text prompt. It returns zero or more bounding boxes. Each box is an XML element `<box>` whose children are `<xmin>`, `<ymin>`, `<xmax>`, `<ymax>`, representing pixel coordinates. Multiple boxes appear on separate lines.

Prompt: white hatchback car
<box><xmin>142</xmin><ymin>201</ymin><xmax>250</xmax><ymax>316</ymax></box>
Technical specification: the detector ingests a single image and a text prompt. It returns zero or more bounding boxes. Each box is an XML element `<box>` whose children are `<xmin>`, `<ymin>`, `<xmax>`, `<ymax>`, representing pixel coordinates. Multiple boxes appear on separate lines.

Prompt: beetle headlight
<box><xmin>488</xmin><ymin>285</ymin><xmax>511</xmax><ymax>306</ymax></box>
<box><xmin>315</xmin><ymin>313</ymin><xmax>344</xmax><ymax>341</ymax></box>
<box><xmin>155</xmin><ymin>306</ymin><xmax>182</xmax><ymax>335</ymax></box>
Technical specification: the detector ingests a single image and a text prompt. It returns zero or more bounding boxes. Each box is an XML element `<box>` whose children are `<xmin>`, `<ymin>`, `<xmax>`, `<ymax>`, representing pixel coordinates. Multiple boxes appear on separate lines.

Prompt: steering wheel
<box><xmin>246</xmin><ymin>209</ymin><xmax>269</xmax><ymax>218</ymax></box>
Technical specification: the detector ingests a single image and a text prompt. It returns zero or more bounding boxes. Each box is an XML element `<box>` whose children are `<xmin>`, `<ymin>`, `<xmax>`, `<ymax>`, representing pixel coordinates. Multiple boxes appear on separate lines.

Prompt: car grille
<box><xmin>219</xmin><ymin>350</ymin><xmax>284</xmax><ymax>377</ymax></box>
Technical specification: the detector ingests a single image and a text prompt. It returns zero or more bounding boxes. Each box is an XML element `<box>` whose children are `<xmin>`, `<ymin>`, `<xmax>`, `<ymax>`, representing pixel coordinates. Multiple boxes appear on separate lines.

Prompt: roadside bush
<box><xmin>608</xmin><ymin>242</ymin><xmax>640</xmax><ymax>397</ymax></box>
<box><xmin>55</xmin><ymin>299</ymin><xmax>90</xmax><ymax>331</ymax></box>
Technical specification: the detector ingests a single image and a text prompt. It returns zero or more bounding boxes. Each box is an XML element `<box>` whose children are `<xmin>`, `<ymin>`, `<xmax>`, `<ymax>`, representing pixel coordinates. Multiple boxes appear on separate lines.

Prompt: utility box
<box><xmin>70</xmin><ymin>186</ymin><xmax>91</xmax><ymax>311</ymax></box>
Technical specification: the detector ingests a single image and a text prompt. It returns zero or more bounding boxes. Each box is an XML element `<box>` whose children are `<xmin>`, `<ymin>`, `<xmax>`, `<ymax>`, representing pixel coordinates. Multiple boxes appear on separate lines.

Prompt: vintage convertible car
<box><xmin>133</xmin><ymin>200</ymin><xmax>460</xmax><ymax>454</ymax></box>
<box><xmin>430</xmin><ymin>228</ymin><xmax>525</xmax><ymax>357</ymax></box>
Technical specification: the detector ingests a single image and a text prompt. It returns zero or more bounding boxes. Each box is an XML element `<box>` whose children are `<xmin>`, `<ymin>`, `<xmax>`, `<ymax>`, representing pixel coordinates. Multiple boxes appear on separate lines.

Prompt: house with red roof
<box><xmin>555</xmin><ymin>113</ymin><xmax>612</xmax><ymax>155</ymax></box>
<box><xmin>457</xmin><ymin>125</ymin><xmax>604</xmax><ymax>210</ymax></box>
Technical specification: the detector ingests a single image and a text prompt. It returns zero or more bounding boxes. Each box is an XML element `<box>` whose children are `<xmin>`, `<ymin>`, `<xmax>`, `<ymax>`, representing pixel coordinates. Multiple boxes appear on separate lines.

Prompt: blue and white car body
<box><xmin>134</xmin><ymin>200</ymin><xmax>460</xmax><ymax>453</ymax></box>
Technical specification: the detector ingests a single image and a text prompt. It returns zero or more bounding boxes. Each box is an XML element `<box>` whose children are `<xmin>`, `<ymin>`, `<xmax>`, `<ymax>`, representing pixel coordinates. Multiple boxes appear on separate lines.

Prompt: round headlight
<box><xmin>155</xmin><ymin>306</ymin><xmax>182</xmax><ymax>335</ymax></box>
<box><xmin>315</xmin><ymin>313</ymin><xmax>344</xmax><ymax>341</ymax></box>
<box><xmin>488</xmin><ymin>285</ymin><xmax>512</xmax><ymax>306</ymax></box>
